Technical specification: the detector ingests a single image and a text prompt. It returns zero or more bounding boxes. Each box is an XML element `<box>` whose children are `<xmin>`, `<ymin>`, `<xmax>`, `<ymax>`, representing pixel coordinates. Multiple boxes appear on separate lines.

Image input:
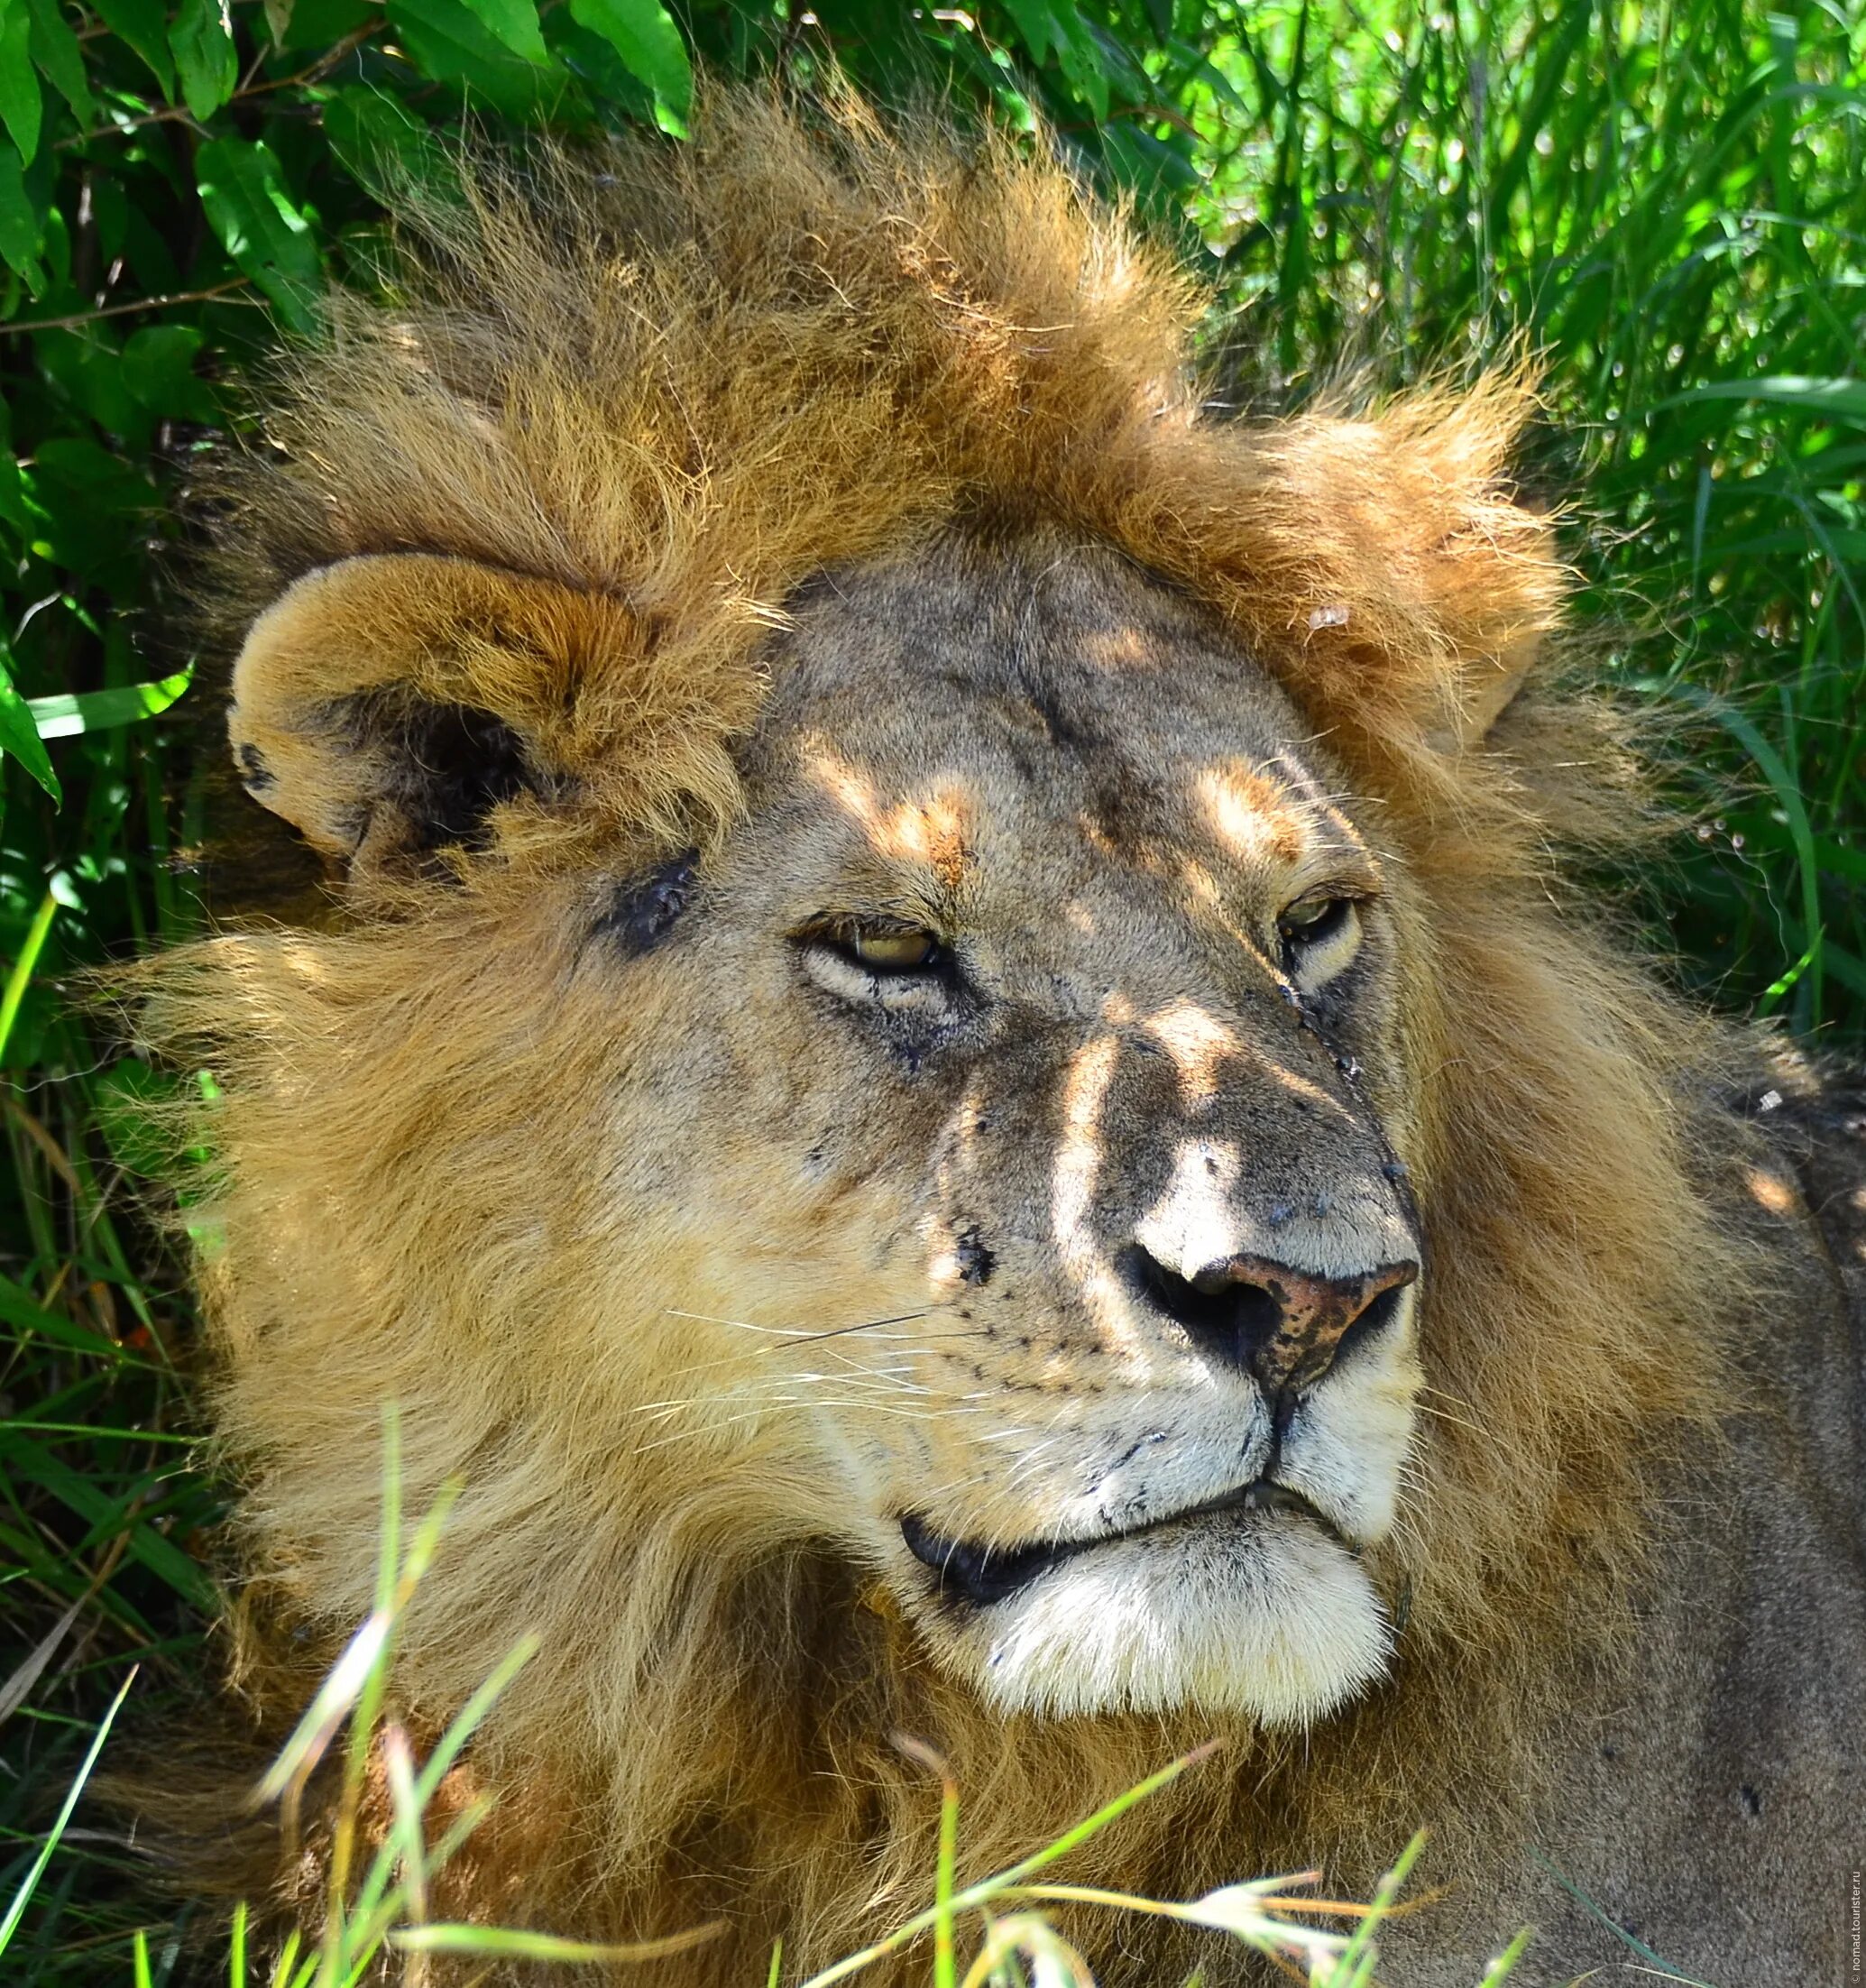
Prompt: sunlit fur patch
<box><xmin>1143</xmin><ymin>999</ymin><xmax>1238</xmax><ymax>1107</ymax></box>
<box><xmin>1743</xmin><ymin>1164</ymin><xmax>1797</xmax><ymax>1217</ymax></box>
<box><xmin>1197</xmin><ymin>765</ymin><xmax>1305</xmax><ymax>866</ymax></box>
<box><xmin>960</xmin><ymin>1515</ymin><xmax>1391</xmax><ymax>1725</ymax></box>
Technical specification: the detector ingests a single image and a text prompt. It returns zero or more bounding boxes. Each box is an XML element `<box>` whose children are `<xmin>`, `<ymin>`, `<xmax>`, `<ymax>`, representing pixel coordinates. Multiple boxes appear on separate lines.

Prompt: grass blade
<box><xmin>0</xmin><ymin>1662</ymin><xmax>136</xmax><ymax>1959</ymax></box>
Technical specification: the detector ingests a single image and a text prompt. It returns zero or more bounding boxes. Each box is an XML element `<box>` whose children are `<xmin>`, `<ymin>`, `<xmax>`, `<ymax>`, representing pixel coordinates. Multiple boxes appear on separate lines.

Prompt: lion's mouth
<box><xmin>899</xmin><ymin>1478</ymin><xmax>1350</xmax><ymax>1607</ymax></box>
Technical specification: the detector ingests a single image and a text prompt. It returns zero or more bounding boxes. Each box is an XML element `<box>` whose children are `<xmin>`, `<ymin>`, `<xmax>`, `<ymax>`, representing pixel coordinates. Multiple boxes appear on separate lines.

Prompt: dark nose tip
<box><xmin>1122</xmin><ymin>1246</ymin><xmax>1419</xmax><ymax>1393</ymax></box>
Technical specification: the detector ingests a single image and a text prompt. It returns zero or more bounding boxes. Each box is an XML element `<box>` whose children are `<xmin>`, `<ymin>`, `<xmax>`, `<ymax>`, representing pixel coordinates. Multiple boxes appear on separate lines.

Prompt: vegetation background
<box><xmin>0</xmin><ymin>0</ymin><xmax>1860</xmax><ymax>1976</ymax></box>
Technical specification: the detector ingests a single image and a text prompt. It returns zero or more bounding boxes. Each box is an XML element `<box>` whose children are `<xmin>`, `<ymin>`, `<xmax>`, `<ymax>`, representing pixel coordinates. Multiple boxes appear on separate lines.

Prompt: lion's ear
<box><xmin>1368</xmin><ymin>377</ymin><xmax>1567</xmax><ymax>752</ymax></box>
<box><xmin>1232</xmin><ymin>372</ymin><xmax>1568</xmax><ymax>755</ymax></box>
<box><xmin>228</xmin><ymin>555</ymin><xmax>644</xmax><ymax>881</ymax></box>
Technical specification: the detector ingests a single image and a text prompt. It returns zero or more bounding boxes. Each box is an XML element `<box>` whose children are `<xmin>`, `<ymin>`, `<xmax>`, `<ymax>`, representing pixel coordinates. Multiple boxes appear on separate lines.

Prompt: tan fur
<box><xmin>137</xmin><ymin>86</ymin><xmax>1835</xmax><ymax>1983</ymax></box>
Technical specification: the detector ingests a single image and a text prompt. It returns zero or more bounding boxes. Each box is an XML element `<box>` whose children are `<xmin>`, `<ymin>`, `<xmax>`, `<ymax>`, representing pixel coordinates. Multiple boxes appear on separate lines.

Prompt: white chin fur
<box><xmin>958</xmin><ymin>1516</ymin><xmax>1391</xmax><ymax>1726</ymax></box>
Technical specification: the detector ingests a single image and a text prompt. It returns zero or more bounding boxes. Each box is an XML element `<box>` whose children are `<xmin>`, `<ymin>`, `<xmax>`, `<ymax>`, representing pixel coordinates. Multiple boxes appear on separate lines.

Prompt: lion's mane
<box><xmin>145</xmin><ymin>86</ymin><xmax>1771</xmax><ymax>1973</ymax></box>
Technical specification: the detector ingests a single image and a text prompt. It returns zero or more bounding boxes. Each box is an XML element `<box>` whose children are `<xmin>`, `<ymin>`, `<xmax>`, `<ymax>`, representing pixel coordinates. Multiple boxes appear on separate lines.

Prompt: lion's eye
<box><xmin>1277</xmin><ymin>896</ymin><xmax>1352</xmax><ymax>949</ymax></box>
<box><xmin>795</xmin><ymin>919</ymin><xmax>961</xmax><ymax>1011</ymax></box>
<box><xmin>1275</xmin><ymin>895</ymin><xmax>1363</xmax><ymax>988</ymax></box>
<box><xmin>839</xmin><ymin>927</ymin><xmax>944</xmax><ymax>974</ymax></box>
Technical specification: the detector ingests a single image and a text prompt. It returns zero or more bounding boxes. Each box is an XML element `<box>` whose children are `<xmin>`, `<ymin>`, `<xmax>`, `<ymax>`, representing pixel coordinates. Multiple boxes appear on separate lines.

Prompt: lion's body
<box><xmin>145</xmin><ymin>90</ymin><xmax>1866</xmax><ymax>1983</ymax></box>
<box><xmin>1395</xmin><ymin>1071</ymin><xmax>1866</xmax><ymax>1982</ymax></box>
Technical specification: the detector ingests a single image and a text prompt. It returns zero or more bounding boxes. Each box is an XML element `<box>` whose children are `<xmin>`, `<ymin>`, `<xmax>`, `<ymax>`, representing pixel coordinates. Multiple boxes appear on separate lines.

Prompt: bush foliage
<box><xmin>0</xmin><ymin>0</ymin><xmax>1861</xmax><ymax>1977</ymax></box>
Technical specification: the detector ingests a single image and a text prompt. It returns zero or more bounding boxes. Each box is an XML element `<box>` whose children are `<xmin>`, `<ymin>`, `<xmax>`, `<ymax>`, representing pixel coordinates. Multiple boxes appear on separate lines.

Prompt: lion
<box><xmin>141</xmin><ymin>87</ymin><xmax>1866</xmax><ymax>1985</ymax></box>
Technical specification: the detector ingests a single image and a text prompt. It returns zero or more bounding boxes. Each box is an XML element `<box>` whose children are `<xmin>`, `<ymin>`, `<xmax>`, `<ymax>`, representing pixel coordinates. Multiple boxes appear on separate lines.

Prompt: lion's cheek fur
<box><xmin>1277</xmin><ymin>1307</ymin><xmax>1423</xmax><ymax>1544</ymax></box>
<box><xmin>185</xmin><ymin>896</ymin><xmax>913</xmax><ymax>1642</ymax></box>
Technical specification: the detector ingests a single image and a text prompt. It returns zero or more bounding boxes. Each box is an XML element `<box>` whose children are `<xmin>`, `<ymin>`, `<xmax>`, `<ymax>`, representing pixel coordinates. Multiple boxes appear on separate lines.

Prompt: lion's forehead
<box><xmin>744</xmin><ymin>536</ymin><xmax>1366</xmax><ymax>895</ymax></box>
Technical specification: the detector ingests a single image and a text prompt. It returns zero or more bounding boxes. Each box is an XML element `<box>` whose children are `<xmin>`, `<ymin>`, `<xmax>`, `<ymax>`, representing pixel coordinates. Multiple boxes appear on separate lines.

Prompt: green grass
<box><xmin>0</xmin><ymin>0</ymin><xmax>1861</xmax><ymax>1979</ymax></box>
<box><xmin>1175</xmin><ymin>0</ymin><xmax>1865</xmax><ymax>1037</ymax></box>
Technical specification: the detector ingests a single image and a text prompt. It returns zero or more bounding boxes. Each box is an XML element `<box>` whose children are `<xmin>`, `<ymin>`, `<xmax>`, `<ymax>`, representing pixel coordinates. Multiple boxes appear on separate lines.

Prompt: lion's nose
<box><xmin>1121</xmin><ymin>1246</ymin><xmax>1418</xmax><ymax>1393</ymax></box>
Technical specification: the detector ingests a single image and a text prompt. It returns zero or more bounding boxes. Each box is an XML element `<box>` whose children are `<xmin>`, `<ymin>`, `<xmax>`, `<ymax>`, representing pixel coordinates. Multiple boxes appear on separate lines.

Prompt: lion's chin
<box><xmin>928</xmin><ymin>1515</ymin><xmax>1393</xmax><ymax>1726</ymax></box>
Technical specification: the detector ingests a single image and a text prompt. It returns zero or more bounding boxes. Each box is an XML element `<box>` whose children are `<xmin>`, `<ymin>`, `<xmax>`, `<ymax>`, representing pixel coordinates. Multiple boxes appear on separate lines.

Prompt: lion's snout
<box><xmin>1117</xmin><ymin>1245</ymin><xmax>1419</xmax><ymax>1394</ymax></box>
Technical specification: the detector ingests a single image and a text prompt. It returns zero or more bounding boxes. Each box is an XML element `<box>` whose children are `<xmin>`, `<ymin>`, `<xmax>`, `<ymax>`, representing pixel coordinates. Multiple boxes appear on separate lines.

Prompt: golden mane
<box><xmin>206</xmin><ymin>83</ymin><xmax>1569</xmax><ymax>852</ymax></box>
<box><xmin>147</xmin><ymin>83</ymin><xmax>1774</xmax><ymax>1974</ymax></box>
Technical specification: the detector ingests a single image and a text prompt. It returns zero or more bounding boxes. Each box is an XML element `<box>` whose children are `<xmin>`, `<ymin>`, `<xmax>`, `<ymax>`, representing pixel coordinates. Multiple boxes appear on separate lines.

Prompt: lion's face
<box><xmin>593</xmin><ymin>535</ymin><xmax>1422</xmax><ymax>1726</ymax></box>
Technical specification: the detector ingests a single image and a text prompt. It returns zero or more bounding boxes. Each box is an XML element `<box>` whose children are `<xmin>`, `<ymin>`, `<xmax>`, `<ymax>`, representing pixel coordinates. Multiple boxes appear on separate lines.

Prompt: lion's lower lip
<box><xmin>899</xmin><ymin>1479</ymin><xmax>1348</xmax><ymax>1607</ymax></box>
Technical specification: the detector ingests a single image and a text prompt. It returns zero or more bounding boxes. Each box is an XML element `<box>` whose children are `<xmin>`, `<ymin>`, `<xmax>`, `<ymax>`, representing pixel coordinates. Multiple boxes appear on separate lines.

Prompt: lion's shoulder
<box><xmin>1757</xmin><ymin>1063</ymin><xmax>1866</xmax><ymax>1305</ymax></box>
<box><xmin>1726</xmin><ymin>1052</ymin><xmax>1866</xmax><ymax>1524</ymax></box>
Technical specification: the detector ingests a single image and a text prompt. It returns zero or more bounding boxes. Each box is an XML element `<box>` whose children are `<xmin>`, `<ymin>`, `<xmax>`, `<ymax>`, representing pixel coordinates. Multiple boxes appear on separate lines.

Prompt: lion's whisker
<box><xmin>664</xmin><ymin>1307</ymin><xmax>936</xmax><ymax>1346</ymax></box>
<box><xmin>650</xmin><ymin>1325</ymin><xmax>987</xmax><ymax>1387</ymax></box>
<box><xmin>630</xmin><ymin>1395</ymin><xmax>987</xmax><ymax>1454</ymax></box>
<box><xmin>1410</xmin><ymin>1399</ymin><xmax>1492</xmax><ymax>1440</ymax></box>
<box><xmin>781</xmin><ymin>1311</ymin><xmax>942</xmax><ymax>1345</ymax></box>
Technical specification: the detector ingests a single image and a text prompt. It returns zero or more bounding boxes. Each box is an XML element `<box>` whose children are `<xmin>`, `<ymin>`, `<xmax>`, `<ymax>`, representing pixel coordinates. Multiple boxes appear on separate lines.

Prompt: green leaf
<box><xmin>454</xmin><ymin>0</ymin><xmax>547</xmax><ymax>64</ymax></box>
<box><xmin>0</xmin><ymin>1431</ymin><xmax>213</xmax><ymax>1606</ymax></box>
<box><xmin>1100</xmin><ymin>121</ymin><xmax>1200</xmax><ymax>204</ymax></box>
<box><xmin>0</xmin><ymin>1668</ymin><xmax>138</xmax><ymax>1960</ymax></box>
<box><xmin>1052</xmin><ymin>4</ymin><xmax>1108</xmax><ymax>122</ymax></box>
<box><xmin>272</xmin><ymin>0</ymin><xmax>371</xmax><ymax>50</ymax></box>
<box><xmin>0</xmin><ymin>641</ymin><xmax>58</xmax><ymax>801</ymax></box>
<box><xmin>24</xmin><ymin>0</ymin><xmax>95</xmax><ymax>129</ymax></box>
<box><xmin>195</xmin><ymin>136</ymin><xmax>322</xmax><ymax>332</ymax></box>
<box><xmin>1642</xmin><ymin>376</ymin><xmax>1866</xmax><ymax>424</ymax></box>
<box><xmin>1000</xmin><ymin>0</ymin><xmax>1108</xmax><ymax>119</ymax></box>
<box><xmin>0</xmin><ymin>1270</ymin><xmax>118</xmax><ymax>1356</ymax></box>
<box><xmin>32</xmin><ymin>434</ymin><xmax>157</xmax><ymax>514</ymax></box>
<box><xmin>998</xmin><ymin>0</ymin><xmax>1057</xmax><ymax>64</ymax></box>
<box><xmin>0</xmin><ymin>0</ymin><xmax>41</xmax><ymax>165</ymax></box>
<box><xmin>167</xmin><ymin>0</ymin><xmax>237</xmax><ymax>120</ymax></box>
<box><xmin>0</xmin><ymin>891</ymin><xmax>56</xmax><ymax>1066</ymax></box>
<box><xmin>27</xmin><ymin>665</ymin><xmax>191</xmax><ymax>739</ymax></box>
<box><xmin>0</xmin><ymin>447</ymin><xmax>27</xmax><ymax>534</ymax></box>
<box><xmin>566</xmin><ymin>0</ymin><xmax>688</xmax><ymax>122</ymax></box>
<box><xmin>121</xmin><ymin>322</ymin><xmax>216</xmax><ymax>419</ymax></box>
<box><xmin>88</xmin><ymin>0</ymin><xmax>174</xmax><ymax>97</ymax></box>
<box><xmin>26</xmin><ymin>437</ymin><xmax>157</xmax><ymax>583</ymax></box>
<box><xmin>387</xmin><ymin>0</ymin><xmax>567</xmax><ymax>118</ymax></box>
<box><xmin>1816</xmin><ymin>935</ymin><xmax>1866</xmax><ymax>1001</ymax></box>
<box><xmin>32</xmin><ymin>323</ymin><xmax>147</xmax><ymax>439</ymax></box>
<box><xmin>113</xmin><ymin>183</ymin><xmax>182</xmax><ymax>293</ymax></box>
<box><xmin>323</xmin><ymin>83</ymin><xmax>453</xmax><ymax>205</ymax></box>
<box><xmin>391</xmin><ymin>1926</ymin><xmax>725</xmax><ymax>1965</ymax></box>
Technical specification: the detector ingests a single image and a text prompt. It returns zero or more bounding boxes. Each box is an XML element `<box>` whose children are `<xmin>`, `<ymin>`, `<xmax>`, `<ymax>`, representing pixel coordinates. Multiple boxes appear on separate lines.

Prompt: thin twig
<box><xmin>242</xmin><ymin>21</ymin><xmax>385</xmax><ymax>97</ymax></box>
<box><xmin>56</xmin><ymin>99</ymin><xmax>210</xmax><ymax>148</ymax></box>
<box><xmin>1</xmin><ymin>276</ymin><xmax>253</xmax><ymax>336</ymax></box>
<box><xmin>57</xmin><ymin>20</ymin><xmax>383</xmax><ymax>149</ymax></box>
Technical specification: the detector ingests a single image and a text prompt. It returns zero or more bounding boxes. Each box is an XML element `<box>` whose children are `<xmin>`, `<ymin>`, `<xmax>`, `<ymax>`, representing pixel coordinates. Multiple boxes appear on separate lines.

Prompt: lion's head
<box><xmin>617</xmin><ymin>529</ymin><xmax>1431</xmax><ymax>1726</ymax></box>
<box><xmin>152</xmin><ymin>87</ymin><xmax>1762</xmax><ymax>1968</ymax></box>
